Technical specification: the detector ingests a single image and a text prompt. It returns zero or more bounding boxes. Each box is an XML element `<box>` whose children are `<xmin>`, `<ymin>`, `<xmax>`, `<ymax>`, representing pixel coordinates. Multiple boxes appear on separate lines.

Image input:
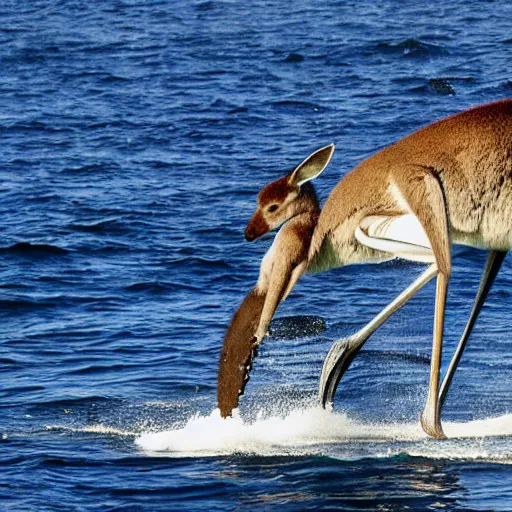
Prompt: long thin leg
<box><xmin>420</xmin><ymin>273</ymin><xmax>449</xmax><ymax>439</ymax></box>
<box><xmin>439</xmin><ymin>250</ymin><xmax>507</xmax><ymax>409</ymax></box>
<box><xmin>319</xmin><ymin>263</ymin><xmax>438</xmax><ymax>407</ymax></box>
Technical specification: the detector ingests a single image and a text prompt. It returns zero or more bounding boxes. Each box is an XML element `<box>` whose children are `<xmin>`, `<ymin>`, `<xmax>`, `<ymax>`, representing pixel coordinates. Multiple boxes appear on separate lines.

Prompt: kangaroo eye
<box><xmin>267</xmin><ymin>204</ymin><xmax>279</xmax><ymax>213</ymax></box>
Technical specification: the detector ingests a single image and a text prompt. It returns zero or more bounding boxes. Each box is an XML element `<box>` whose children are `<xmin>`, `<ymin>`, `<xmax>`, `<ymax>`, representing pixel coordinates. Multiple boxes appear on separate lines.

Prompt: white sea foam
<box><xmin>136</xmin><ymin>407</ymin><xmax>419</xmax><ymax>456</ymax></box>
<box><xmin>135</xmin><ymin>407</ymin><xmax>512</xmax><ymax>461</ymax></box>
<box><xmin>46</xmin><ymin>424</ymin><xmax>138</xmax><ymax>436</ymax></box>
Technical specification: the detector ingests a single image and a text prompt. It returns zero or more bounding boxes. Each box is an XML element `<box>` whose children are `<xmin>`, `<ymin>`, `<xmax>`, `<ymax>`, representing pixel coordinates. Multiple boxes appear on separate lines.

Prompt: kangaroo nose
<box><xmin>245</xmin><ymin>226</ymin><xmax>256</xmax><ymax>241</ymax></box>
<box><xmin>245</xmin><ymin>212</ymin><xmax>268</xmax><ymax>241</ymax></box>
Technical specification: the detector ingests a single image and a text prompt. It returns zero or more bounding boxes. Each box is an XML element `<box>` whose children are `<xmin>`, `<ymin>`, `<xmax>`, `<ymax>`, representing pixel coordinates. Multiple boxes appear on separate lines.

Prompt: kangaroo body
<box><xmin>310</xmin><ymin>100</ymin><xmax>512</xmax><ymax>274</ymax></box>
<box><xmin>218</xmin><ymin>100</ymin><xmax>512</xmax><ymax>434</ymax></box>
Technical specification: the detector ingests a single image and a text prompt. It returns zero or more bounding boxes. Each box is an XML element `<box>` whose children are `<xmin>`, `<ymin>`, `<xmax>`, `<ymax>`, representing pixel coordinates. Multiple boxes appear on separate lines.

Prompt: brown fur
<box><xmin>218</xmin><ymin>288</ymin><xmax>265</xmax><ymax>418</ymax></box>
<box><xmin>259</xmin><ymin>175</ymin><xmax>291</xmax><ymax>205</ymax></box>
<box><xmin>245</xmin><ymin>210</ymin><xmax>269</xmax><ymax>241</ymax></box>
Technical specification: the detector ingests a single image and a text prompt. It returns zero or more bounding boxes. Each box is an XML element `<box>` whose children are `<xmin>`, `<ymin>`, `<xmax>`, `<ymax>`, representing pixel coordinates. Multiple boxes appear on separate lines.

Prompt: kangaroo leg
<box><xmin>319</xmin><ymin>263</ymin><xmax>438</xmax><ymax>407</ymax></box>
<box><xmin>392</xmin><ymin>167</ymin><xmax>451</xmax><ymax>439</ymax></box>
<box><xmin>218</xmin><ymin>287</ymin><xmax>266</xmax><ymax>418</ymax></box>
<box><xmin>439</xmin><ymin>250</ymin><xmax>507</xmax><ymax>409</ymax></box>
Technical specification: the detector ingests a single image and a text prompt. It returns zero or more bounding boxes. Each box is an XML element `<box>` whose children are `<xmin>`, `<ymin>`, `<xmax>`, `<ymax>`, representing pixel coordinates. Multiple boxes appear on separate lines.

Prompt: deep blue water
<box><xmin>1</xmin><ymin>0</ymin><xmax>512</xmax><ymax>510</ymax></box>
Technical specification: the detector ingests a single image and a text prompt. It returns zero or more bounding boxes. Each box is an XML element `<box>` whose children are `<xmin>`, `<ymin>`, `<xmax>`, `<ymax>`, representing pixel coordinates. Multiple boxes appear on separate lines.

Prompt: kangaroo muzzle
<box><xmin>245</xmin><ymin>211</ymin><xmax>269</xmax><ymax>241</ymax></box>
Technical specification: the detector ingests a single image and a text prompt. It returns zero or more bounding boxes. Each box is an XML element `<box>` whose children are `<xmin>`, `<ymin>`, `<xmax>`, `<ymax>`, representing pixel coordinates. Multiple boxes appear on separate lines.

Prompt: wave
<box><xmin>283</xmin><ymin>52</ymin><xmax>304</xmax><ymax>63</ymax></box>
<box><xmin>46</xmin><ymin>424</ymin><xmax>137</xmax><ymax>437</ymax></box>
<box><xmin>269</xmin><ymin>100</ymin><xmax>322</xmax><ymax>113</ymax></box>
<box><xmin>410</xmin><ymin>78</ymin><xmax>456</xmax><ymax>96</ymax></box>
<box><xmin>374</xmin><ymin>38</ymin><xmax>449</xmax><ymax>58</ymax></box>
<box><xmin>135</xmin><ymin>407</ymin><xmax>512</xmax><ymax>461</ymax></box>
<box><xmin>62</xmin><ymin>163</ymin><xmax>121</xmax><ymax>174</ymax></box>
<box><xmin>0</xmin><ymin>242</ymin><xmax>69</xmax><ymax>256</ymax></box>
<box><xmin>0</xmin><ymin>120</ymin><xmax>72</xmax><ymax>133</ymax></box>
<box><xmin>124</xmin><ymin>281</ymin><xmax>179</xmax><ymax>293</ymax></box>
<box><xmin>0</xmin><ymin>299</ymin><xmax>55</xmax><ymax>311</ymax></box>
<box><xmin>68</xmin><ymin>217</ymin><xmax>133</xmax><ymax>235</ymax></box>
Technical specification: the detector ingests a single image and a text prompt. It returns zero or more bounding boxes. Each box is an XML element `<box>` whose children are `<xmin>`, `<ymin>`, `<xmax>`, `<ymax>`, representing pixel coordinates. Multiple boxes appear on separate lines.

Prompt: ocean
<box><xmin>1</xmin><ymin>0</ymin><xmax>512</xmax><ymax>510</ymax></box>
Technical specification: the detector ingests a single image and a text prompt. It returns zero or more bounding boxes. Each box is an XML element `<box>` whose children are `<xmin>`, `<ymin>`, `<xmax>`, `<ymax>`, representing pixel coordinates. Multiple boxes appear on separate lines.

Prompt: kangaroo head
<box><xmin>244</xmin><ymin>144</ymin><xmax>335</xmax><ymax>241</ymax></box>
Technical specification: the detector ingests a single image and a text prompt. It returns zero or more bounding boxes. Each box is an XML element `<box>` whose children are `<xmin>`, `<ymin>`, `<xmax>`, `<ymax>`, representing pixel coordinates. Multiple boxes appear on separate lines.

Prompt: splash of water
<box><xmin>134</xmin><ymin>406</ymin><xmax>512</xmax><ymax>461</ymax></box>
<box><xmin>136</xmin><ymin>407</ymin><xmax>413</xmax><ymax>455</ymax></box>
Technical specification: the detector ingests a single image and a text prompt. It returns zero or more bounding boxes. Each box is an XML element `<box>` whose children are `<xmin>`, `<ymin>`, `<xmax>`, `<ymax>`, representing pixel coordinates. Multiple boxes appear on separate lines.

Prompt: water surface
<box><xmin>1</xmin><ymin>0</ymin><xmax>512</xmax><ymax>510</ymax></box>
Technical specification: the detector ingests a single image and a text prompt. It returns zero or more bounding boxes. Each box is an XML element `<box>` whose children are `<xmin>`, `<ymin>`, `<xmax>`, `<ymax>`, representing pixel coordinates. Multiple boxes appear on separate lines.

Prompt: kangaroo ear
<box><xmin>288</xmin><ymin>144</ymin><xmax>335</xmax><ymax>187</ymax></box>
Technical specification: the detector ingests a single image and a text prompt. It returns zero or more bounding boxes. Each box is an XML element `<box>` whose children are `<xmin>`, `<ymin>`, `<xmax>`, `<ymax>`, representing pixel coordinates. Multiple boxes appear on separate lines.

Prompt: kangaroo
<box><xmin>219</xmin><ymin>99</ymin><xmax>512</xmax><ymax>438</ymax></box>
<box><xmin>217</xmin><ymin>145</ymin><xmax>334</xmax><ymax>418</ymax></box>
